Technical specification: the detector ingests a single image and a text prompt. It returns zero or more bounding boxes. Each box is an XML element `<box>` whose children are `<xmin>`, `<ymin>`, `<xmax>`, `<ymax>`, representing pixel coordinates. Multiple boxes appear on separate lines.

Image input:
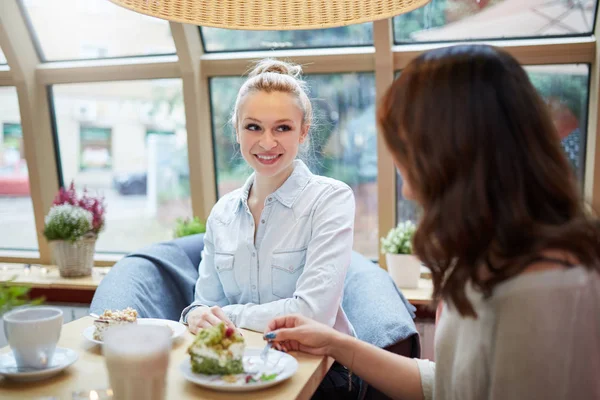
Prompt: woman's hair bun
<box><xmin>248</xmin><ymin>58</ymin><xmax>303</xmax><ymax>79</ymax></box>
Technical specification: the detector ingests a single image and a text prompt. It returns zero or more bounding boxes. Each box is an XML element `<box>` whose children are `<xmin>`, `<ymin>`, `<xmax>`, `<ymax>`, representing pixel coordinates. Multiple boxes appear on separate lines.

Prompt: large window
<box><xmin>0</xmin><ymin>87</ymin><xmax>37</xmax><ymax>251</ymax></box>
<box><xmin>394</xmin><ymin>0</ymin><xmax>598</xmax><ymax>43</ymax></box>
<box><xmin>51</xmin><ymin>79</ymin><xmax>190</xmax><ymax>253</ymax></box>
<box><xmin>200</xmin><ymin>23</ymin><xmax>373</xmax><ymax>52</ymax></box>
<box><xmin>210</xmin><ymin>73</ymin><xmax>379</xmax><ymax>258</ymax></box>
<box><xmin>20</xmin><ymin>0</ymin><xmax>176</xmax><ymax>61</ymax></box>
<box><xmin>396</xmin><ymin>63</ymin><xmax>590</xmax><ymax>224</ymax></box>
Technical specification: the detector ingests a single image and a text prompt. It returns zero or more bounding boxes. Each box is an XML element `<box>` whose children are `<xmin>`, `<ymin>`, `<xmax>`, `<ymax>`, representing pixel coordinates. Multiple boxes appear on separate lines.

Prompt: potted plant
<box><xmin>173</xmin><ymin>216</ymin><xmax>206</xmax><ymax>238</ymax></box>
<box><xmin>381</xmin><ymin>220</ymin><xmax>422</xmax><ymax>288</ymax></box>
<box><xmin>43</xmin><ymin>182</ymin><xmax>106</xmax><ymax>278</ymax></box>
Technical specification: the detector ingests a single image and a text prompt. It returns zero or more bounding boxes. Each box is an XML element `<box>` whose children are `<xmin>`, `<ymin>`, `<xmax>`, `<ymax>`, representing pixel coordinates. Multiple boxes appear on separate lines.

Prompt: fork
<box><xmin>260</xmin><ymin>341</ymin><xmax>272</xmax><ymax>362</ymax></box>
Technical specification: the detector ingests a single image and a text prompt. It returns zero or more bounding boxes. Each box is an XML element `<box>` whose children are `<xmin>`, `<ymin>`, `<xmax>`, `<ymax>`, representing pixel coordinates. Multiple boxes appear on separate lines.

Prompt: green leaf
<box><xmin>0</xmin><ymin>276</ymin><xmax>45</xmax><ymax>316</ymax></box>
<box><xmin>173</xmin><ymin>216</ymin><xmax>206</xmax><ymax>238</ymax></box>
<box><xmin>260</xmin><ymin>373</ymin><xmax>278</xmax><ymax>381</ymax></box>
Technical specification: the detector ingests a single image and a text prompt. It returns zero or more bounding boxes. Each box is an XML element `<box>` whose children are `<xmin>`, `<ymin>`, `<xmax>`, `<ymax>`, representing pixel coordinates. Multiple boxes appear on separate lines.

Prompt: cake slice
<box><xmin>93</xmin><ymin>307</ymin><xmax>138</xmax><ymax>341</ymax></box>
<box><xmin>188</xmin><ymin>323</ymin><xmax>245</xmax><ymax>375</ymax></box>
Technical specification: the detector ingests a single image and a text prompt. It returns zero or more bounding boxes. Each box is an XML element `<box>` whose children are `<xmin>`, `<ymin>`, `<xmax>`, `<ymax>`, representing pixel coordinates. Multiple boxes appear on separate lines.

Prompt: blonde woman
<box><xmin>181</xmin><ymin>59</ymin><xmax>360</xmax><ymax>398</ymax></box>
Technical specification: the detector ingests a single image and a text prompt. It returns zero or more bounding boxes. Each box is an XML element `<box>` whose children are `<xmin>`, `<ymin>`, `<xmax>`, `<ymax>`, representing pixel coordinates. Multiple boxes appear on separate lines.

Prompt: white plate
<box><xmin>0</xmin><ymin>347</ymin><xmax>78</xmax><ymax>382</ymax></box>
<box><xmin>83</xmin><ymin>318</ymin><xmax>186</xmax><ymax>345</ymax></box>
<box><xmin>180</xmin><ymin>347</ymin><xmax>298</xmax><ymax>392</ymax></box>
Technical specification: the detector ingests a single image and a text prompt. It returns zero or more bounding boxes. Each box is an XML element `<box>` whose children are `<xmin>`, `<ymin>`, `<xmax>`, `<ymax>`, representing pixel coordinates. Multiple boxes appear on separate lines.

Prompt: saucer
<box><xmin>0</xmin><ymin>347</ymin><xmax>78</xmax><ymax>382</ymax></box>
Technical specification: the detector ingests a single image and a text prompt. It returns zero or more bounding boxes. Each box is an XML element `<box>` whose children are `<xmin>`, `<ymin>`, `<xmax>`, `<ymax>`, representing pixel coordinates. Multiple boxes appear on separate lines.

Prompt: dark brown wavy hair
<box><xmin>378</xmin><ymin>44</ymin><xmax>600</xmax><ymax>317</ymax></box>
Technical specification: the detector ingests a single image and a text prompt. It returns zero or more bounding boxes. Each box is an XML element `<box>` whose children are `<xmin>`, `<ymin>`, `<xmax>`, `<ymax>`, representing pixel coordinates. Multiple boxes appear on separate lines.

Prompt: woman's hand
<box><xmin>187</xmin><ymin>305</ymin><xmax>235</xmax><ymax>334</ymax></box>
<box><xmin>264</xmin><ymin>314</ymin><xmax>341</xmax><ymax>356</ymax></box>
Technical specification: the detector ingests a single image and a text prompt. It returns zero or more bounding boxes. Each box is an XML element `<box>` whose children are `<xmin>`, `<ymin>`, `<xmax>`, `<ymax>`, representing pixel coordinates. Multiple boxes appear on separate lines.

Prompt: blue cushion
<box><xmin>90</xmin><ymin>236</ymin><xmax>203</xmax><ymax>320</ymax></box>
<box><xmin>343</xmin><ymin>252</ymin><xmax>418</xmax><ymax>351</ymax></box>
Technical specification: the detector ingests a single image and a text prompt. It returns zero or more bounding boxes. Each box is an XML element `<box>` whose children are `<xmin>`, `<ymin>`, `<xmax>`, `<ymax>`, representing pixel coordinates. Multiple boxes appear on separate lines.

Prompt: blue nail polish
<box><xmin>264</xmin><ymin>332</ymin><xmax>276</xmax><ymax>340</ymax></box>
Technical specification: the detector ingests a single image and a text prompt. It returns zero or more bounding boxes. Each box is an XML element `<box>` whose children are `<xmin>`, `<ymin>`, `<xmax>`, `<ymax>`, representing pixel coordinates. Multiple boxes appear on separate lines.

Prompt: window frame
<box><xmin>0</xmin><ymin>0</ymin><xmax>596</xmax><ymax>266</ymax></box>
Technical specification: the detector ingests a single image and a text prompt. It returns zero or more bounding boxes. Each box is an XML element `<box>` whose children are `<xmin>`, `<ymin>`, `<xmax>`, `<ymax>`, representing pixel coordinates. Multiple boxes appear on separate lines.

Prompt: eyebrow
<box><xmin>243</xmin><ymin>117</ymin><xmax>294</xmax><ymax>124</ymax></box>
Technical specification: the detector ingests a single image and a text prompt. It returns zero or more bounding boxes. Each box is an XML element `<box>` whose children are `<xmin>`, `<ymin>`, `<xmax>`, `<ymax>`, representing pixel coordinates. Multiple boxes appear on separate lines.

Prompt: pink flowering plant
<box><xmin>43</xmin><ymin>182</ymin><xmax>106</xmax><ymax>242</ymax></box>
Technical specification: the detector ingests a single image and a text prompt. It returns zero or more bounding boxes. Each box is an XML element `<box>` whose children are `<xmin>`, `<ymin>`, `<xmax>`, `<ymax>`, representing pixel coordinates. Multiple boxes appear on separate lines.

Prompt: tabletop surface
<box><xmin>0</xmin><ymin>264</ymin><xmax>108</xmax><ymax>290</ymax></box>
<box><xmin>0</xmin><ymin>316</ymin><xmax>332</xmax><ymax>400</ymax></box>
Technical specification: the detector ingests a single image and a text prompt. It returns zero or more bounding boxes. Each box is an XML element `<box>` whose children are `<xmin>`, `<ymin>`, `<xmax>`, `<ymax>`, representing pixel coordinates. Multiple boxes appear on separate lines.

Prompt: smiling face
<box><xmin>236</xmin><ymin>90</ymin><xmax>309</xmax><ymax>179</ymax></box>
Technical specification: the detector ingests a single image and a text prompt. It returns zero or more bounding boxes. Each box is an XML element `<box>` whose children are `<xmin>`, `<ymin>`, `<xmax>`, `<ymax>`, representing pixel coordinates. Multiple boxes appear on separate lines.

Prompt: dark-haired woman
<box><xmin>263</xmin><ymin>44</ymin><xmax>600</xmax><ymax>400</ymax></box>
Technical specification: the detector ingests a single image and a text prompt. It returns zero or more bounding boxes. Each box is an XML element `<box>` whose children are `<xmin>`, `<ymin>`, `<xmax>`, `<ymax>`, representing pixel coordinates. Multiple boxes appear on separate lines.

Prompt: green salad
<box><xmin>188</xmin><ymin>323</ymin><xmax>245</xmax><ymax>375</ymax></box>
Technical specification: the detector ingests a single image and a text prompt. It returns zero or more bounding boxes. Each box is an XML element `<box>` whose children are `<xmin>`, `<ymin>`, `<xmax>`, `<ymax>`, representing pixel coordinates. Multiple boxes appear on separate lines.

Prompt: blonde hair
<box><xmin>232</xmin><ymin>59</ymin><xmax>313</xmax><ymax>128</ymax></box>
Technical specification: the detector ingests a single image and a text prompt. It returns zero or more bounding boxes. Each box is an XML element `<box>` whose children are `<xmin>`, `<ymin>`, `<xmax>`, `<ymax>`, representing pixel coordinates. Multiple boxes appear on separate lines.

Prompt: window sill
<box><xmin>0</xmin><ymin>249</ymin><xmax>122</xmax><ymax>266</ymax></box>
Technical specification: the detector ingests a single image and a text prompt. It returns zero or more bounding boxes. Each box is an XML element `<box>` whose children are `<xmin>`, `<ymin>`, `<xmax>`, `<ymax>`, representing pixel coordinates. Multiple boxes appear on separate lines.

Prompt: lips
<box><xmin>254</xmin><ymin>154</ymin><xmax>282</xmax><ymax>165</ymax></box>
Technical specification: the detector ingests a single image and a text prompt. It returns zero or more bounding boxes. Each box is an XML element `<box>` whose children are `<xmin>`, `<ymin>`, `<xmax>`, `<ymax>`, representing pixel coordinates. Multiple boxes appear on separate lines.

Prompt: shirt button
<box><xmin>267</xmin><ymin>198</ymin><xmax>272</xmax><ymax>202</ymax></box>
<box><xmin>252</xmin><ymin>252</ymin><xmax>256</xmax><ymax>257</ymax></box>
<box><xmin>261</xmin><ymin>219</ymin><xmax>265</xmax><ymax>224</ymax></box>
<box><xmin>252</xmin><ymin>285</ymin><xmax>257</xmax><ymax>290</ymax></box>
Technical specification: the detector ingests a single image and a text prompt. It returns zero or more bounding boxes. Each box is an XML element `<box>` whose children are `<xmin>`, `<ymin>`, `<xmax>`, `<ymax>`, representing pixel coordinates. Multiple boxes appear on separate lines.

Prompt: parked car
<box><xmin>0</xmin><ymin>161</ymin><xmax>30</xmax><ymax>196</ymax></box>
<box><xmin>112</xmin><ymin>172</ymin><xmax>147</xmax><ymax>195</ymax></box>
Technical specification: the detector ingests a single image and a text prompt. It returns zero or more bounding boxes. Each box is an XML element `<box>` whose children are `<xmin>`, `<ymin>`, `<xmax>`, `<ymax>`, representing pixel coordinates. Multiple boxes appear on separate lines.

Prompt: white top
<box><xmin>182</xmin><ymin>160</ymin><xmax>356</xmax><ymax>335</ymax></box>
<box><xmin>416</xmin><ymin>266</ymin><xmax>600</xmax><ymax>400</ymax></box>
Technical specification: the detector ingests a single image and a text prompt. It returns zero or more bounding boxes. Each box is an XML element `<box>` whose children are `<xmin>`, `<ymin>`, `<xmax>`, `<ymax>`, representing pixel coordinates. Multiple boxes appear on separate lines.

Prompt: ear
<box><xmin>299</xmin><ymin>124</ymin><xmax>310</xmax><ymax>144</ymax></box>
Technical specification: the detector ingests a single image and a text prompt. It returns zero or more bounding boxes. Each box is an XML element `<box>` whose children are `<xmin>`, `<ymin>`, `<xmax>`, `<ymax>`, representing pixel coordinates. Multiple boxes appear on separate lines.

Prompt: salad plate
<box><xmin>180</xmin><ymin>347</ymin><xmax>298</xmax><ymax>392</ymax></box>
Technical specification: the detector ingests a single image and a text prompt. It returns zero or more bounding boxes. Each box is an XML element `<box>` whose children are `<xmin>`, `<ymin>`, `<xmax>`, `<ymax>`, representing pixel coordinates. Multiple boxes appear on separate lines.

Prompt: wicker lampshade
<box><xmin>107</xmin><ymin>0</ymin><xmax>431</xmax><ymax>30</ymax></box>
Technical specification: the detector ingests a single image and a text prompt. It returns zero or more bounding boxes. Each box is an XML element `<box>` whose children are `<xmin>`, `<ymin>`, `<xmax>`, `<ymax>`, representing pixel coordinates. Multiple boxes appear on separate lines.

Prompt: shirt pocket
<box><xmin>271</xmin><ymin>248</ymin><xmax>307</xmax><ymax>299</ymax></box>
<box><xmin>214</xmin><ymin>252</ymin><xmax>241</xmax><ymax>298</ymax></box>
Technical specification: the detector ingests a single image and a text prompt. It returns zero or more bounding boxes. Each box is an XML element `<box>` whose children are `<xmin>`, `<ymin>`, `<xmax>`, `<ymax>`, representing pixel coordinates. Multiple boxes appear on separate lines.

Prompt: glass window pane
<box><xmin>396</xmin><ymin>172</ymin><xmax>421</xmax><ymax>225</ymax></box>
<box><xmin>394</xmin><ymin>0</ymin><xmax>598</xmax><ymax>43</ymax></box>
<box><xmin>21</xmin><ymin>0</ymin><xmax>176</xmax><ymax>61</ymax></box>
<box><xmin>0</xmin><ymin>47</ymin><xmax>6</xmax><ymax>64</ymax></box>
<box><xmin>0</xmin><ymin>87</ymin><xmax>38</xmax><ymax>250</ymax></box>
<box><xmin>396</xmin><ymin>63</ymin><xmax>590</xmax><ymax>224</ymax></box>
<box><xmin>51</xmin><ymin>79</ymin><xmax>190</xmax><ymax>253</ymax></box>
<box><xmin>201</xmin><ymin>24</ymin><xmax>372</xmax><ymax>52</ymax></box>
<box><xmin>210</xmin><ymin>73</ymin><xmax>378</xmax><ymax>258</ymax></box>
<box><xmin>527</xmin><ymin>64</ymin><xmax>590</xmax><ymax>182</ymax></box>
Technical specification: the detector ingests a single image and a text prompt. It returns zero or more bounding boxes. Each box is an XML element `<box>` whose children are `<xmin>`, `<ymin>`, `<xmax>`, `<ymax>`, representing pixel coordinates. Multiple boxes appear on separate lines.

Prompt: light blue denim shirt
<box><xmin>182</xmin><ymin>160</ymin><xmax>355</xmax><ymax>335</ymax></box>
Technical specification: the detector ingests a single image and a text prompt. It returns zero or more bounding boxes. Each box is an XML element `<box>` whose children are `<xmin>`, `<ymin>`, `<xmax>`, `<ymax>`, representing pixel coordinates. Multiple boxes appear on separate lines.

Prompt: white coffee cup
<box><xmin>103</xmin><ymin>324</ymin><xmax>171</xmax><ymax>400</ymax></box>
<box><xmin>3</xmin><ymin>307</ymin><xmax>63</xmax><ymax>369</ymax></box>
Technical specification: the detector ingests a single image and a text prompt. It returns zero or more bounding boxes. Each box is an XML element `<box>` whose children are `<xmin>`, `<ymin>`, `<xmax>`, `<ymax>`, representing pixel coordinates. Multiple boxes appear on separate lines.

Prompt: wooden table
<box><xmin>0</xmin><ymin>317</ymin><xmax>332</xmax><ymax>400</ymax></box>
<box><xmin>0</xmin><ymin>264</ymin><xmax>110</xmax><ymax>303</ymax></box>
<box><xmin>400</xmin><ymin>278</ymin><xmax>433</xmax><ymax>306</ymax></box>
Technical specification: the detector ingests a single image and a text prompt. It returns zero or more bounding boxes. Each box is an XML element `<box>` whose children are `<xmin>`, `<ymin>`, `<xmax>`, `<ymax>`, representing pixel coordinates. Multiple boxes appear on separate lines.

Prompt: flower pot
<box><xmin>50</xmin><ymin>236</ymin><xmax>96</xmax><ymax>278</ymax></box>
<box><xmin>385</xmin><ymin>253</ymin><xmax>421</xmax><ymax>288</ymax></box>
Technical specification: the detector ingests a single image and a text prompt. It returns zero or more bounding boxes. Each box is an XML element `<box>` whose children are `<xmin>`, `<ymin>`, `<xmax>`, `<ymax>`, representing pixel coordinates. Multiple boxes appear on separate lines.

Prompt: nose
<box><xmin>259</xmin><ymin>130</ymin><xmax>277</xmax><ymax>150</ymax></box>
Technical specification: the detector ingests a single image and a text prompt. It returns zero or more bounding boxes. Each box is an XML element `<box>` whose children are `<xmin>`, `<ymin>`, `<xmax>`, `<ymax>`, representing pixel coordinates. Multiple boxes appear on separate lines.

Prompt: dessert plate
<box><xmin>83</xmin><ymin>318</ymin><xmax>186</xmax><ymax>345</ymax></box>
<box><xmin>180</xmin><ymin>347</ymin><xmax>298</xmax><ymax>392</ymax></box>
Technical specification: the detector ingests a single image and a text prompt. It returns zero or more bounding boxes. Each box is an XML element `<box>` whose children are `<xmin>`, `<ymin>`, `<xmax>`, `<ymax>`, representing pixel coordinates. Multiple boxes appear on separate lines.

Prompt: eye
<box><xmin>244</xmin><ymin>123</ymin><xmax>261</xmax><ymax>132</ymax></box>
<box><xmin>276</xmin><ymin>125</ymin><xmax>292</xmax><ymax>132</ymax></box>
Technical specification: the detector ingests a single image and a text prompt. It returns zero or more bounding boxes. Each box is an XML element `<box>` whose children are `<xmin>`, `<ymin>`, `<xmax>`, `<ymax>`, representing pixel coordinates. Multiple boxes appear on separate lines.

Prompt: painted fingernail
<box><xmin>264</xmin><ymin>332</ymin><xmax>276</xmax><ymax>340</ymax></box>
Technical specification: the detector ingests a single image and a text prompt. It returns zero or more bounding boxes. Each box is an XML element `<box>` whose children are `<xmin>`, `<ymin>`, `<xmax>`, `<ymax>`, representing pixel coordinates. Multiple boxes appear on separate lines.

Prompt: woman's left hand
<box><xmin>264</xmin><ymin>314</ymin><xmax>340</xmax><ymax>356</ymax></box>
